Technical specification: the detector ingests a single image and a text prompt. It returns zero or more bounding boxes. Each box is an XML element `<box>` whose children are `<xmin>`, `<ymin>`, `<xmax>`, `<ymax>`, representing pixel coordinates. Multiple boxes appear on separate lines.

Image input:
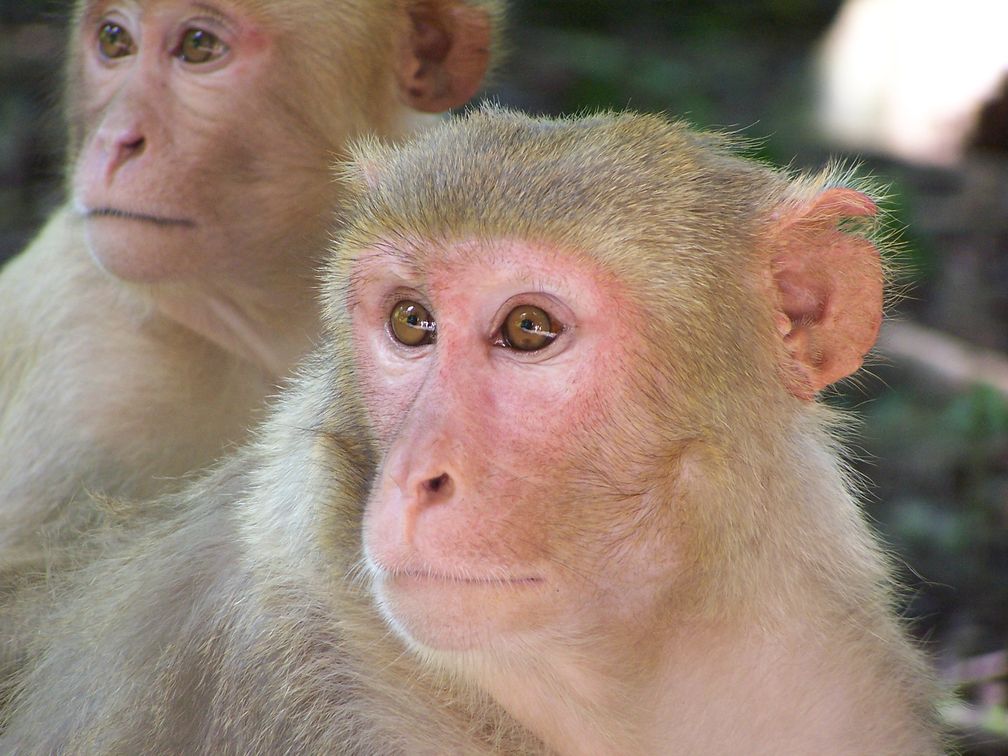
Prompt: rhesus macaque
<box><xmin>0</xmin><ymin>108</ymin><xmax>943</xmax><ymax>754</ymax></box>
<box><xmin>0</xmin><ymin>1</ymin><xmax>500</xmax><ymax>599</ymax></box>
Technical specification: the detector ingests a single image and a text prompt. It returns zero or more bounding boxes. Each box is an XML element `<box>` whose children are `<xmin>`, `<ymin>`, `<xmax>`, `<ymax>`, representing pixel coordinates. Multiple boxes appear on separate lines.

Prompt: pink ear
<box><xmin>397</xmin><ymin>3</ymin><xmax>492</xmax><ymax>113</ymax></box>
<box><xmin>770</xmin><ymin>188</ymin><xmax>884</xmax><ymax>400</ymax></box>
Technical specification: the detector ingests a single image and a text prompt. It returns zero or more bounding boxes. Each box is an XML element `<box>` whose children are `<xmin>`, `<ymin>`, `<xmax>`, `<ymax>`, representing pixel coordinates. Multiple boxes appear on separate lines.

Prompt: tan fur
<box><xmin>1</xmin><ymin>107</ymin><xmax>942</xmax><ymax>753</ymax></box>
<box><xmin>0</xmin><ymin>0</ymin><xmax>502</xmax><ymax>685</ymax></box>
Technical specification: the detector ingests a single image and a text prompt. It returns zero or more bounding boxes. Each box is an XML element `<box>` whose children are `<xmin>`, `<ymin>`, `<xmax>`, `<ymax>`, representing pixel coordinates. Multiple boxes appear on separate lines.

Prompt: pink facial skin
<box><xmin>349</xmin><ymin>237</ymin><xmax>680</xmax><ymax>656</ymax></box>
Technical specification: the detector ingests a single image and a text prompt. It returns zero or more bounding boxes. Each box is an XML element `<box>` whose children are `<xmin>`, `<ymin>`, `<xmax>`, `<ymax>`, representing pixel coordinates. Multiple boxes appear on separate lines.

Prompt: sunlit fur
<box><xmin>1</xmin><ymin>108</ymin><xmax>941</xmax><ymax>753</ymax></box>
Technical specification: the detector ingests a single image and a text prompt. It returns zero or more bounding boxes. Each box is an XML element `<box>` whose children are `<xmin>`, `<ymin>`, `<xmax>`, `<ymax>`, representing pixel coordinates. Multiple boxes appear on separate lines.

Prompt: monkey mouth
<box><xmin>387</xmin><ymin>569</ymin><xmax>543</xmax><ymax>587</ymax></box>
<box><xmin>86</xmin><ymin>207</ymin><xmax>196</xmax><ymax>228</ymax></box>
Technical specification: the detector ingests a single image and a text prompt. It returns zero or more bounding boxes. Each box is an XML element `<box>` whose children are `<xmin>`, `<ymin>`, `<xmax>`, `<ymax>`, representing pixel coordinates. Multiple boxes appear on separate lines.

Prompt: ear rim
<box><xmin>397</xmin><ymin>3</ymin><xmax>493</xmax><ymax>114</ymax></box>
<box><xmin>769</xmin><ymin>187</ymin><xmax>885</xmax><ymax>401</ymax></box>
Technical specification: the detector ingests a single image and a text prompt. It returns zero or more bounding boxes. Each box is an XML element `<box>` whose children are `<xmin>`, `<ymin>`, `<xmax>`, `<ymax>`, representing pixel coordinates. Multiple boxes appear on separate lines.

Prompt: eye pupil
<box><xmin>503</xmin><ymin>305</ymin><xmax>557</xmax><ymax>352</ymax></box>
<box><xmin>390</xmin><ymin>300</ymin><xmax>435</xmax><ymax>347</ymax></box>
<box><xmin>98</xmin><ymin>22</ymin><xmax>134</xmax><ymax>59</ymax></box>
<box><xmin>180</xmin><ymin>28</ymin><xmax>225</xmax><ymax>64</ymax></box>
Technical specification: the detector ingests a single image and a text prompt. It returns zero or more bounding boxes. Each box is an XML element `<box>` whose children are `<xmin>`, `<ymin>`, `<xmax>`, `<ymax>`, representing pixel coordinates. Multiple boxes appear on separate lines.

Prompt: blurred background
<box><xmin>1</xmin><ymin>0</ymin><xmax>1006</xmax><ymax>750</ymax></box>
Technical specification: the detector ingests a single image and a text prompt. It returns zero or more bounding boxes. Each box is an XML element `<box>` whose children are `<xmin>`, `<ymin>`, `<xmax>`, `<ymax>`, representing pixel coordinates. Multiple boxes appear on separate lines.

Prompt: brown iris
<box><xmin>98</xmin><ymin>22</ymin><xmax>135</xmax><ymax>59</ymax></box>
<box><xmin>178</xmin><ymin>28</ymin><xmax>227</xmax><ymax>64</ymax></box>
<box><xmin>502</xmin><ymin>305</ymin><xmax>556</xmax><ymax>351</ymax></box>
<box><xmin>389</xmin><ymin>301</ymin><xmax>435</xmax><ymax>346</ymax></box>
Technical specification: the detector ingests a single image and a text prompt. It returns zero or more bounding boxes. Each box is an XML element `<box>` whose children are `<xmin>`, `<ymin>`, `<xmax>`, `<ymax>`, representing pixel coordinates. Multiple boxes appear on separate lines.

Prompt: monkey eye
<box><xmin>177</xmin><ymin>28</ymin><xmax>228</xmax><ymax>64</ymax></box>
<box><xmin>389</xmin><ymin>300</ymin><xmax>436</xmax><ymax>347</ymax></box>
<box><xmin>501</xmin><ymin>305</ymin><xmax>557</xmax><ymax>352</ymax></box>
<box><xmin>98</xmin><ymin>21</ymin><xmax>135</xmax><ymax>59</ymax></box>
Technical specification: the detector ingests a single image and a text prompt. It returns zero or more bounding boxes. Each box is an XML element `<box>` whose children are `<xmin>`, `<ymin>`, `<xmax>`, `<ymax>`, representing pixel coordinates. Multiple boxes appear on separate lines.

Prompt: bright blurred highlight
<box><xmin>818</xmin><ymin>0</ymin><xmax>1008</xmax><ymax>165</ymax></box>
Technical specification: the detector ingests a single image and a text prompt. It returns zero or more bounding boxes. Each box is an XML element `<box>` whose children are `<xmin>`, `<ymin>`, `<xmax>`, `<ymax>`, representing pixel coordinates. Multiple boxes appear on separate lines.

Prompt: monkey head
<box><xmin>65</xmin><ymin>0</ymin><xmax>499</xmax><ymax>285</ymax></box>
<box><xmin>325</xmin><ymin>107</ymin><xmax>885</xmax><ymax>668</ymax></box>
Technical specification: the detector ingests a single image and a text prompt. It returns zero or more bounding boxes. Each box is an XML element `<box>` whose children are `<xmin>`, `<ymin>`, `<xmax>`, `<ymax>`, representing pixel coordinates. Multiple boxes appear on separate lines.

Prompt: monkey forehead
<box><xmin>346</xmin><ymin>234</ymin><xmax>620</xmax><ymax>298</ymax></box>
<box><xmin>336</xmin><ymin>106</ymin><xmax>788</xmax><ymax>294</ymax></box>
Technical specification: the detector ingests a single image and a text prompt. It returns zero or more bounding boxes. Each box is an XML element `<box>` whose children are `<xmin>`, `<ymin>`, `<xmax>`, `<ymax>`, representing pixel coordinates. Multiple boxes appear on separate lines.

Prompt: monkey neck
<box><xmin>474</xmin><ymin>598</ymin><xmax>912</xmax><ymax>755</ymax></box>
<box><xmin>471</xmin><ymin>419</ymin><xmax>909</xmax><ymax>755</ymax></box>
<box><xmin>474</xmin><ymin>632</ymin><xmax>670</xmax><ymax>754</ymax></box>
<box><xmin>140</xmin><ymin>274</ymin><xmax>320</xmax><ymax>379</ymax></box>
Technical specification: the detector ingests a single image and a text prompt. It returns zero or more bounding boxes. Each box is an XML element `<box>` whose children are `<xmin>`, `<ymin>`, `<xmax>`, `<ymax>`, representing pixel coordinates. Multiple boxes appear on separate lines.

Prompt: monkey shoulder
<box><xmin>0</xmin><ymin>206</ymin><xmax>165</xmax><ymax>401</ymax></box>
<box><xmin>4</xmin><ymin>454</ymin><xmax>365</xmax><ymax>753</ymax></box>
<box><xmin>0</xmin><ymin>462</ymin><xmax>252</xmax><ymax>750</ymax></box>
<box><xmin>0</xmin><ymin>206</ymin><xmax>271</xmax><ymax>510</ymax></box>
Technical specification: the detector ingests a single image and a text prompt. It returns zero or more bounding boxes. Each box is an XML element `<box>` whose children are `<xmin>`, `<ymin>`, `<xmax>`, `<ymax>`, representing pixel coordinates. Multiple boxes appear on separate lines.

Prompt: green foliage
<box><xmin>514</xmin><ymin>0</ymin><xmax>841</xmax><ymax>39</ymax></box>
<box><xmin>880</xmin><ymin>178</ymin><xmax>941</xmax><ymax>284</ymax></box>
<box><xmin>865</xmin><ymin>383</ymin><xmax>1008</xmax><ymax>653</ymax></box>
<box><xmin>507</xmin><ymin>0</ymin><xmax>845</xmax><ymax>165</ymax></box>
<box><xmin>0</xmin><ymin>0</ymin><xmax>63</xmax><ymax>24</ymax></box>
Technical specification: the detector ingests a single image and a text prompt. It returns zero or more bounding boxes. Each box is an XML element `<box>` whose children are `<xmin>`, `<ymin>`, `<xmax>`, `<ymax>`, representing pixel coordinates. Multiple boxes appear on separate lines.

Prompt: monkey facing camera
<box><xmin>0</xmin><ymin>107</ymin><xmax>943</xmax><ymax>754</ymax></box>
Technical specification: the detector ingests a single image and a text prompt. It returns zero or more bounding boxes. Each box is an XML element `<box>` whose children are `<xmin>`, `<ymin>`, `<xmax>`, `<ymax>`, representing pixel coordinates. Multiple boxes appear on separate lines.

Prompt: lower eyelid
<box><xmin>496</xmin><ymin>327</ymin><xmax>564</xmax><ymax>353</ymax></box>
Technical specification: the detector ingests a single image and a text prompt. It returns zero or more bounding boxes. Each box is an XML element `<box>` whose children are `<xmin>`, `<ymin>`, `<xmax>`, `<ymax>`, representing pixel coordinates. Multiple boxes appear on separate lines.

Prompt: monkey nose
<box><xmin>394</xmin><ymin>469</ymin><xmax>454</xmax><ymax>506</ymax></box>
<box><xmin>421</xmin><ymin>472</ymin><xmax>453</xmax><ymax>500</ymax></box>
<box><xmin>112</xmin><ymin>135</ymin><xmax>145</xmax><ymax>169</ymax></box>
<box><xmin>393</xmin><ymin>471</ymin><xmax>455</xmax><ymax>546</ymax></box>
<box><xmin>99</xmin><ymin>129</ymin><xmax>146</xmax><ymax>180</ymax></box>
<box><xmin>120</xmin><ymin>134</ymin><xmax>146</xmax><ymax>155</ymax></box>
<box><xmin>383</xmin><ymin>434</ymin><xmax>461</xmax><ymax>527</ymax></box>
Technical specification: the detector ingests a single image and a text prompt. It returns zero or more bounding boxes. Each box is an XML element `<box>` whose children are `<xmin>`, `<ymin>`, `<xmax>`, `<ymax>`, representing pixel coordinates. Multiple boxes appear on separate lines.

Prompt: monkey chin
<box><xmin>83</xmin><ymin>210</ymin><xmax>199</xmax><ymax>283</ymax></box>
<box><xmin>371</xmin><ymin>569</ymin><xmax>548</xmax><ymax>655</ymax></box>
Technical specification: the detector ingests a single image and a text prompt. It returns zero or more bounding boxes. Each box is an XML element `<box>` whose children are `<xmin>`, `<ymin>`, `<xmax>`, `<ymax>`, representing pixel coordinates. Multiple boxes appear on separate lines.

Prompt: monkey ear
<box><xmin>769</xmin><ymin>187</ymin><xmax>884</xmax><ymax>400</ymax></box>
<box><xmin>397</xmin><ymin>2</ymin><xmax>493</xmax><ymax>113</ymax></box>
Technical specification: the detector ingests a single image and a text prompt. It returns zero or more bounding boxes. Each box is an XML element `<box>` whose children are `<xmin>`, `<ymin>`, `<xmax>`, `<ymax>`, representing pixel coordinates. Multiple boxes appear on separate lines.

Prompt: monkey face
<box><xmin>348</xmin><ymin>237</ymin><xmax>685</xmax><ymax>656</ymax></box>
<box><xmin>70</xmin><ymin>1</ymin><xmax>347</xmax><ymax>285</ymax></box>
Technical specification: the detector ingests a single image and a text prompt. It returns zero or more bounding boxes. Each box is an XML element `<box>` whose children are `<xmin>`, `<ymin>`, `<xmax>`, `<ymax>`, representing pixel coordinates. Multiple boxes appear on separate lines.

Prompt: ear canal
<box><xmin>769</xmin><ymin>187</ymin><xmax>884</xmax><ymax>400</ymax></box>
<box><xmin>397</xmin><ymin>4</ymin><xmax>492</xmax><ymax>113</ymax></box>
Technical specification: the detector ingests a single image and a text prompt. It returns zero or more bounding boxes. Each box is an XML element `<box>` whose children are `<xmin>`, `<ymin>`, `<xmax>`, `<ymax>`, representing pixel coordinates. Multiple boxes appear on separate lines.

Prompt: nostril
<box><xmin>107</xmin><ymin>135</ymin><xmax>145</xmax><ymax>175</ymax></box>
<box><xmin>423</xmin><ymin>473</ymin><xmax>451</xmax><ymax>495</ymax></box>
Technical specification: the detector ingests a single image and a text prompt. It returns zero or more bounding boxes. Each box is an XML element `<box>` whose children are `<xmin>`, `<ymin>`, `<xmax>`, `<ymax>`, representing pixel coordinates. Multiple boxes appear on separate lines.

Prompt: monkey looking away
<box><xmin>0</xmin><ymin>107</ymin><xmax>943</xmax><ymax>754</ymax></box>
<box><xmin>0</xmin><ymin>0</ymin><xmax>502</xmax><ymax>667</ymax></box>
